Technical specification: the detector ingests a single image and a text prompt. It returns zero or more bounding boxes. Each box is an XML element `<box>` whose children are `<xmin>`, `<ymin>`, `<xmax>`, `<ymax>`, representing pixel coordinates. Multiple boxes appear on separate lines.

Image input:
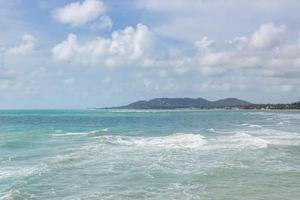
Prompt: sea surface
<box><xmin>0</xmin><ymin>109</ymin><xmax>300</xmax><ymax>200</ymax></box>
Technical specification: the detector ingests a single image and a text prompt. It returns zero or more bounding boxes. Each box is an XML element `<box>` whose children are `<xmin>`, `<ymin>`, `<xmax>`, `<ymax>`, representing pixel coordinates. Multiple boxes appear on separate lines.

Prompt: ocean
<box><xmin>0</xmin><ymin>109</ymin><xmax>299</xmax><ymax>199</ymax></box>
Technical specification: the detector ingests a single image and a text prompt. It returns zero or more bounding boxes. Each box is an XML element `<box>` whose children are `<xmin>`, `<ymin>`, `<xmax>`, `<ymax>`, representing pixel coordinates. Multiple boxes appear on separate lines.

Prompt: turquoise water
<box><xmin>0</xmin><ymin>109</ymin><xmax>300</xmax><ymax>200</ymax></box>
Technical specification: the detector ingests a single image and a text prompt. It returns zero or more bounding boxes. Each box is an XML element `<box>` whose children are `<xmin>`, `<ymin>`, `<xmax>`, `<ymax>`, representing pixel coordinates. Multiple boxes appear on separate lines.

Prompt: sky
<box><xmin>0</xmin><ymin>0</ymin><xmax>300</xmax><ymax>108</ymax></box>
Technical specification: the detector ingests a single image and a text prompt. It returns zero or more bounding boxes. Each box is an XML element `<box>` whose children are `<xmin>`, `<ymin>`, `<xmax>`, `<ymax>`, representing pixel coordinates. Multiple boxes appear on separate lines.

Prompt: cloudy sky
<box><xmin>1</xmin><ymin>0</ymin><xmax>300</xmax><ymax>108</ymax></box>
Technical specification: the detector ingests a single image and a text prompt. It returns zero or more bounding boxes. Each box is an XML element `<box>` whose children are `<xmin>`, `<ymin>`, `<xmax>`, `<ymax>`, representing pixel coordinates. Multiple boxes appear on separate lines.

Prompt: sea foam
<box><xmin>98</xmin><ymin>133</ymin><xmax>207</xmax><ymax>149</ymax></box>
<box><xmin>50</xmin><ymin>128</ymin><xmax>109</xmax><ymax>137</ymax></box>
<box><xmin>0</xmin><ymin>165</ymin><xmax>47</xmax><ymax>181</ymax></box>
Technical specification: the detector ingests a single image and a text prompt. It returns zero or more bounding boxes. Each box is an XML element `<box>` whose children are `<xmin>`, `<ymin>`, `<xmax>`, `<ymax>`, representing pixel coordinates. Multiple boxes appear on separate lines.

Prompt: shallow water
<box><xmin>0</xmin><ymin>109</ymin><xmax>300</xmax><ymax>199</ymax></box>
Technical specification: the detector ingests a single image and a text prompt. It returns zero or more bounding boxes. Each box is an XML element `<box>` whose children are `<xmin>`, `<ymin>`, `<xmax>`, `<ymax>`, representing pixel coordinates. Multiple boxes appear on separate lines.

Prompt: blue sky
<box><xmin>1</xmin><ymin>0</ymin><xmax>300</xmax><ymax>108</ymax></box>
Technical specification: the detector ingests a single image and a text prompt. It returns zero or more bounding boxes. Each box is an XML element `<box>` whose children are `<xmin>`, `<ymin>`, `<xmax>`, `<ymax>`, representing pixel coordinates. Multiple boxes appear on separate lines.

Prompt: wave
<box><xmin>247</xmin><ymin>111</ymin><xmax>300</xmax><ymax>121</ymax></box>
<box><xmin>0</xmin><ymin>189</ymin><xmax>34</xmax><ymax>200</ymax></box>
<box><xmin>248</xmin><ymin>124</ymin><xmax>262</xmax><ymax>128</ymax></box>
<box><xmin>95</xmin><ymin>128</ymin><xmax>109</xmax><ymax>132</ymax></box>
<box><xmin>98</xmin><ymin>133</ymin><xmax>207</xmax><ymax>149</ymax></box>
<box><xmin>47</xmin><ymin>129</ymin><xmax>299</xmax><ymax>170</ymax></box>
<box><xmin>259</xmin><ymin>130</ymin><xmax>300</xmax><ymax>146</ymax></box>
<box><xmin>236</xmin><ymin>129</ymin><xmax>300</xmax><ymax>146</ymax></box>
<box><xmin>97</xmin><ymin>132</ymin><xmax>271</xmax><ymax>150</ymax></box>
<box><xmin>207</xmin><ymin>128</ymin><xmax>216</xmax><ymax>133</ymax></box>
<box><xmin>51</xmin><ymin>132</ymin><xmax>90</xmax><ymax>137</ymax></box>
<box><xmin>0</xmin><ymin>190</ymin><xmax>17</xmax><ymax>200</ymax></box>
<box><xmin>206</xmin><ymin>132</ymin><xmax>269</xmax><ymax>151</ymax></box>
<box><xmin>237</xmin><ymin>123</ymin><xmax>262</xmax><ymax>128</ymax></box>
<box><xmin>48</xmin><ymin>132</ymin><xmax>271</xmax><ymax>166</ymax></box>
<box><xmin>246</xmin><ymin>112</ymin><xmax>275</xmax><ymax>116</ymax></box>
<box><xmin>44</xmin><ymin>133</ymin><xmax>208</xmax><ymax>171</ymax></box>
<box><xmin>277</xmin><ymin>113</ymin><xmax>300</xmax><ymax>120</ymax></box>
<box><xmin>0</xmin><ymin>165</ymin><xmax>47</xmax><ymax>181</ymax></box>
<box><xmin>51</xmin><ymin>127</ymin><xmax>299</xmax><ymax>152</ymax></box>
<box><xmin>18</xmin><ymin>130</ymin><xmax>298</xmax><ymax>181</ymax></box>
<box><xmin>228</xmin><ymin>132</ymin><xmax>269</xmax><ymax>149</ymax></box>
<box><xmin>50</xmin><ymin>128</ymin><xmax>109</xmax><ymax>137</ymax></box>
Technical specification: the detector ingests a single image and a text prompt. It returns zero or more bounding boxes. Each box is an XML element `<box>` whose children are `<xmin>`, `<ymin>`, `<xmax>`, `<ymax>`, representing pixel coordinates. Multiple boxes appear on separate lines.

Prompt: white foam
<box><xmin>277</xmin><ymin>113</ymin><xmax>300</xmax><ymax>120</ymax></box>
<box><xmin>0</xmin><ymin>165</ymin><xmax>46</xmax><ymax>180</ymax></box>
<box><xmin>99</xmin><ymin>133</ymin><xmax>207</xmax><ymax>149</ymax></box>
<box><xmin>249</xmin><ymin>111</ymin><xmax>300</xmax><ymax>121</ymax></box>
<box><xmin>207</xmin><ymin>128</ymin><xmax>216</xmax><ymax>133</ymax></box>
<box><xmin>230</xmin><ymin>132</ymin><xmax>269</xmax><ymax>149</ymax></box>
<box><xmin>0</xmin><ymin>191</ymin><xmax>16</xmax><ymax>200</ymax></box>
<box><xmin>51</xmin><ymin>151</ymin><xmax>89</xmax><ymax>165</ymax></box>
<box><xmin>262</xmin><ymin>132</ymin><xmax>300</xmax><ymax>146</ymax></box>
<box><xmin>100</xmin><ymin>128</ymin><xmax>109</xmax><ymax>132</ymax></box>
<box><xmin>241</xmin><ymin>123</ymin><xmax>250</xmax><ymax>126</ymax></box>
<box><xmin>248</xmin><ymin>124</ymin><xmax>262</xmax><ymax>128</ymax></box>
<box><xmin>247</xmin><ymin>112</ymin><xmax>275</xmax><ymax>116</ymax></box>
<box><xmin>51</xmin><ymin>132</ymin><xmax>90</xmax><ymax>137</ymax></box>
<box><xmin>96</xmin><ymin>132</ymin><xmax>272</xmax><ymax>151</ymax></box>
<box><xmin>0</xmin><ymin>190</ymin><xmax>29</xmax><ymax>200</ymax></box>
<box><xmin>237</xmin><ymin>123</ymin><xmax>262</xmax><ymax>128</ymax></box>
<box><xmin>209</xmin><ymin>133</ymin><xmax>269</xmax><ymax>150</ymax></box>
<box><xmin>51</xmin><ymin>128</ymin><xmax>109</xmax><ymax>137</ymax></box>
<box><xmin>240</xmin><ymin>129</ymin><xmax>300</xmax><ymax>146</ymax></box>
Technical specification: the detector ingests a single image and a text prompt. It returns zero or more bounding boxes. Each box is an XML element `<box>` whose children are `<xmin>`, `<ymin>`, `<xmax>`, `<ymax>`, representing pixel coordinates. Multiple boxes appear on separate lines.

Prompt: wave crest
<box><xmin>98</xmin><ymin>133</ymin><xmax>207</xmax><ymax>149</ymax></box>
<box><xmin>50</xmin><ymin>128</ymin><xmax>109</xmax><ymax>137</ymax></box>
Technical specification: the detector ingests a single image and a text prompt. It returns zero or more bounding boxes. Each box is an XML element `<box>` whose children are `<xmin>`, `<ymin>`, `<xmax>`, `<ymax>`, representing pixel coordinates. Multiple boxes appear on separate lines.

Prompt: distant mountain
<box><xmin>212</xmin><ymin>98</ymin><xmax>251</xmax><ymax>106</ymax></box>
<box><xmin>114</xmin><ymin>97</ymin><xmax>252</xmax><ymax>109</ymax></box>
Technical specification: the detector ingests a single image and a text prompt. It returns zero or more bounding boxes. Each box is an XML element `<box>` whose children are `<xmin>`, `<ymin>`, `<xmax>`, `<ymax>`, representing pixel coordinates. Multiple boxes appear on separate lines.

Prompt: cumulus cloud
<box><xmin>195</xmin><ymin>37</ymin><xmax>215</xmax><ymax>51</ymax></box>
<box><xmin>51</xmin><ymin>22</ymin><xmax>300</xmax><ymax>81</ymax></box>
<box><xmin>193</xmin><ymin>23</ymin><xmax>300</xmax><ymax>79</ymax></box>
<box><xmin>136</xmin><ymin>0</ymin><xmax>300</xmax><ymax>43</ymax></box>
<box><xmin>250</xmin><ymin>23</ymin><xmax>287</xmax><ymax>49</ymax></box>
<box><xmin>52</xmin><ymin>23</ymin><xmax>154</xmax><ymax>67</ymax></box>
<box><xmin>90</xmin><ymin>15</ymin><xmax>113</xmax><ymax>31</ymax></box>
<box><xmin>53</xmin><ymin>0</ymin><xmax>112</xmax><ymax>29</ymax></box>
<box><xmin>0</xmin><ymin>34</ymin><xmax>48</xmax><ymax>97</ymax></box>
<box><xmin>52</xmin><ymin>33</ymin><xmax>78</xmax><ymax>61</ymax></box>
<box><xmin>5</xmin><ymin>34</ymin><xmax>37</xmax><ymax>56</ymax></box>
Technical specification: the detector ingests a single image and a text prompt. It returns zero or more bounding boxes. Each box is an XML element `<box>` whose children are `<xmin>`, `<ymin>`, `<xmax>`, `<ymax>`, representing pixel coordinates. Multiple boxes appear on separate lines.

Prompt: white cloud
<box><xmin>90</xmin><ymin>15</ymin><xmax>113</xmax><ymax>31</ymax></box>
<box><xmin>52</xmin><ymin>33</ymin><xmax>78</xmax><ymax>61</ymax></box>
<box><xmin>250</xmin><ymin>23</ymin><xmax>287</xmax><ymax>49</ymax></box>
<box><xmin>51</xmin><ymin>22</ymin><xmax>300</xmax><ymax>80</ymax></box>
<box><xmin>5</xmin><ymin>34</ymin><xmax>37</xmax><ymax>56</ymax></box>
<box><xmin>136</xmin><ymin>0</ymin><xmax>300</xmax><ymax>43</ymax></box>
<box><xmin>52</xmin><ymin>23</ymin><xmax>154</xmax><ymax>67</ymax></box>
<box><xmin>193</xmin><ymin>23</ymin><xmax>300</xmax><ymax>78</ymax></box>
<box><xmin>0</xmin><ymin>34</ymin><xmax>48</xmax><ymax>97</ymax></box>
<box><xmin>195</xmin><ymin>37</ymin><xmax>214</xmax><ymax>51</ymax></box>
<box><xmin>53</xmin><ymin>0</ymin><xmax>112</xmax><ymax>29</ymax></box>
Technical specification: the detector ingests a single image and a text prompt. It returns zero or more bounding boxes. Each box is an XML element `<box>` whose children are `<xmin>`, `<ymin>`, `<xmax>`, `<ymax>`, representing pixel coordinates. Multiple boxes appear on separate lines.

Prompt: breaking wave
<box><xmin>50</xmin><ymin>128</ymin><xmax>109</xmax><ymax>137</ymax></box>
<box><xmin>0</xmin><ymin>165</ymin><xmax>47</xmax><ymax>181</ymax></box>
<box><xmin>98</xmin><ymin>133</ymin><xmax>207</xmax><ymax>149</ymax></box>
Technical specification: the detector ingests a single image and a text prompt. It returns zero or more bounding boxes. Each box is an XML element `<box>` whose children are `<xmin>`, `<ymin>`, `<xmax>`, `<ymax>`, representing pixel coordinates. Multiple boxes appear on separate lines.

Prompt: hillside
<box><xmin>115</xmin><ymin>97</ymin><xmax>252</xmax><ymax>109</ymax></box>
